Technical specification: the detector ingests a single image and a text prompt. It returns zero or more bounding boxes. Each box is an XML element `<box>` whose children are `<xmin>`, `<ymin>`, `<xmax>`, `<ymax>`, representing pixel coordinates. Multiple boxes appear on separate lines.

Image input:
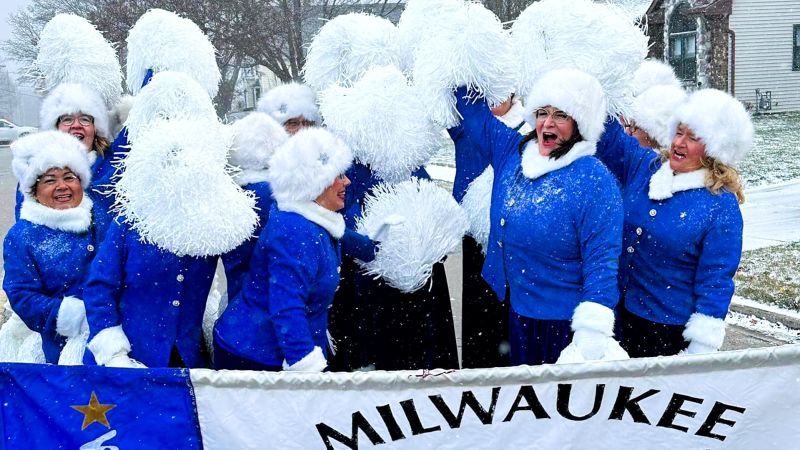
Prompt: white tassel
<box><xmin>356</xmin><ymin>178</ymin><xmax>467</xmax><ymax>293</ymax></box>
<box><xmin>460</xmin><ymin>166</ymin><xmax>493</xmax><ymax>254</ymax></box>
<box><xmin>511</xmin><ymin>0</ymin><xmax>648</xmax><ymax>118</ymax></box>
<box><xmin>35</xmin><ymin>14</ymin><xmax>122</xmax><ymax>108</ymax></box>
<box><xmin>319</xmin><ymin>65</ymin><xmax>440</xmax><ymax>184</ymax></box>
<box><xmin>114</xmin><ymin>119</ymin><xmax>258</xmax><ymax>257</ymax></box>
<box><xmin>303</xmin><ymin>13</ymin><xmax>404</xmax><ymax>92</ymax></box>
<box><xmin>126</xmin><ymin>8</ymin><xmax>221</xmax><ymax>97</ymax></box>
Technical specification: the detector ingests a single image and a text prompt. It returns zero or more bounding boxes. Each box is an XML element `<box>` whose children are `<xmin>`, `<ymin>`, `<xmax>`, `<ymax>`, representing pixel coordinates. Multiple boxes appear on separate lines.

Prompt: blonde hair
<box><xmin>658</xmin><ymin>151</ymin><xmax>745</xmax><ymax>204</ymax></box>
<box><xmin>94</xmin><ymin>135</ymin><xmax>110</xmax><ymax>156</ymax></box>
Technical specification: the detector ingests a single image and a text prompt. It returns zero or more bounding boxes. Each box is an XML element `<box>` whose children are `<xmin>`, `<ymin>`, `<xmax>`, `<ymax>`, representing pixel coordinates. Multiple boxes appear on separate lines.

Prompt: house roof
<box><xmin>646</xmin><ymin>0</ymin><xmax>732</xmax><ymax>25</ymax></box>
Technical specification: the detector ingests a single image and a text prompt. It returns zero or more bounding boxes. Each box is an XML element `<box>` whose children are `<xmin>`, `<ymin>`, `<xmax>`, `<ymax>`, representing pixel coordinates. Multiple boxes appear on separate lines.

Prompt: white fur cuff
<box><xmin>683</xmin><ymin>312</ymin><xmax>726</xmax><ymax>351</ymax></box>
<box><xmin>571</xmin><ymin>302</ymin><xmax>615</xmax><ymax>337</ymax></box>
<box><xmin>56</xmin><ymin>296</ymin><xmax>87</xmax><ymax>338</ymax></box>
<box><xmin>87</xmin><ymin>326</ymin><xmax>132</xmax><ymax>366</ymax></box>
<box><xmin>283</xmin><ymin>346</ymin><xmax>327</xmax><ymax>372</ymax></box>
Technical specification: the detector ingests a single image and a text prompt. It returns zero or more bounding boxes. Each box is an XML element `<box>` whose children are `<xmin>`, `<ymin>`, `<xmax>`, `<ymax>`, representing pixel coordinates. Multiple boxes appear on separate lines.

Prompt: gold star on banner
<box><xmin>71</xmin><ymin>391</ymin><xmax>117</xmax><ymax>430</ymax></box>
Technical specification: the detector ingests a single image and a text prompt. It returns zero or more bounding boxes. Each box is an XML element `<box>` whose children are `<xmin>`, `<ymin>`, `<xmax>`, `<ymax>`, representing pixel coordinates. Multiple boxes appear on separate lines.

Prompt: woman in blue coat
<box><xmin>453</xmin><ymin>69</ymin><xmax>624</xmax><ymax>366</ymax></box>
<box><xmin>213</xmin><ymin>128</ymin><xmax>357</xmax><ymax>371</ymax></box>
<box><xmin>595</xmin><ymin>89</ymin><xmax>752</xmax><ymax>357</ymax></box>
<box><xmin>3</xmin><ymin>131</ymin><xmax>96</xmax><ymax>364</ymax></box>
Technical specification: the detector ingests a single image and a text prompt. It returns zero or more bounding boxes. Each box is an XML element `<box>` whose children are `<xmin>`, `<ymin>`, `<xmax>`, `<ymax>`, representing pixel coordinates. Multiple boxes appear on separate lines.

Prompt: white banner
<box><xmin>191</xmin><ymin>345</ymin><xmax>800</xmax><ymax>450</ymax></box>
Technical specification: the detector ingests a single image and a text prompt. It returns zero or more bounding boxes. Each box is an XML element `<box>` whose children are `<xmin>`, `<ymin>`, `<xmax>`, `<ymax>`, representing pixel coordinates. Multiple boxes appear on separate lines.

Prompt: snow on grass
<box><xmin>726</xmin><ymin>310</ymin><xmax>800</xmax><ymax>344</ymax></box>
<box><xmin>735</xmin><ymin>241</ymin><xmax>800</xmax><ymax>312</ymax></box>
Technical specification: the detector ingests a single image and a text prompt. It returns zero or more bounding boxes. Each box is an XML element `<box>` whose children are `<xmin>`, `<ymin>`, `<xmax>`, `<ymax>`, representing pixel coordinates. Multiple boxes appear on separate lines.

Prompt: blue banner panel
<box><xmin>0</xmin><ymin>363</ymin><xmax>202</xmax><ymax>449</ymax></box>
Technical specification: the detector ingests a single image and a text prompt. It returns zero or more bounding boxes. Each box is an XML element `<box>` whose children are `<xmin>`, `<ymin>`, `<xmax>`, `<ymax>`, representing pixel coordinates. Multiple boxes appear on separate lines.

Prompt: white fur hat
<box><xmin>11</xmin><ymin>131</ymin><xmax>91</xmax><ymax>199</ymax></box>
<box><xmin>229</xmin><ymin>112</ymin><xmax>289</xmax><ymax>170</ymax></box>
<box><xmin>524</xmin><ymin>69</ymin><xmax>607</xmax><ymax>142</ymax></box>
<box><xmin>40</xmin><ymin>83</ymin><xmax>111</xmax><ymax>140</ymax></box>
<box><xmin>257</xmin><ymin>82</ymin><xmax>321</xmax><ymax>125</ymax></box>
<box><xmin>631</xmin><ymin>84</ymin><xmax>688</xmax><ymax>148</ymax></box>
<box><xmin>668</xmin><ymin>89</ymin><xmax>753</xmax><ymax>167</ymax></box>
<box><xmin>267</xmin><ymin>128</ymin><xmax>352</xmax><ymax>206</ymax></box>
<box><xmin>632</xmin><ymin>59</ymin><xmax>681</xmax><ymax>97</ymax></box>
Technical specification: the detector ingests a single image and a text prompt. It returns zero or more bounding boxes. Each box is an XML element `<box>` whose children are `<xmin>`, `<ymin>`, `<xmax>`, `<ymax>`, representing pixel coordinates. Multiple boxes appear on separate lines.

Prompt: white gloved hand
<box><xmin>283</xmin><ymin>346</ymin><xmax>327</xmax><ymax>372</ymax></box>
<box><xmin>369</xmin><ymin>214</ymin><xmax>406</xmax><ymax>242</ymax></box>
<box><xmin>106</xmin><ymin>352</ymin><xmax>147</xmax><ymax>369</ymax></box>
<box><xmin>572</xmin><ymin>328</ymin><xmax>607</xmax><ymax>361</ymax></box>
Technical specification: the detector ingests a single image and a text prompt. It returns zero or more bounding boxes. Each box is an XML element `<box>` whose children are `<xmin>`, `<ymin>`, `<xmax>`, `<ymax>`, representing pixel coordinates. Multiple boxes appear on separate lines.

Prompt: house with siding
<box><xmin>645</xmin><ymin>0</ymin><xmax>800</xmax><ymax>113</ymax></box>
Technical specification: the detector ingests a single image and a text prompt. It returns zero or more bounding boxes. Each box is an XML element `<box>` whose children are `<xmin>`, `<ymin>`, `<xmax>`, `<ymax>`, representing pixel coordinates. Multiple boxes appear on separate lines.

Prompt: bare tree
<box><xmin>481</xmin><ymin>0</ymin><xmax>537</xmax><ymax>24</ymax></box>
<box><xmin>0</xmin><ymin>64</ymin><xmax>20</xmax><ymax>120</ymax></box>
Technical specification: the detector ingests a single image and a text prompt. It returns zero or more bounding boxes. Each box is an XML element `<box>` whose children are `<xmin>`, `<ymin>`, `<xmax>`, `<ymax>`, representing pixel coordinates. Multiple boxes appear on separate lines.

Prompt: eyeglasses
<box><xmin>58</xmin><ymin>114</ymin><xmax>94</xmax><ymax>127</ymax></box>
<box><xmin>284</xmin><ymin>118</ymin><xmax>315</xmax><ymax>128</ymax></box>
<box><xmin>533</xmin><ymin>108</ymin><xmax>570</xmax><ymax>124</ymax></box>
<box><xmin>622</xmin><ymin>119</ymin><xmax>638</xmax><ymax>133</ymax></box>
<box><xmin>38</xmin><ymin>173</ymin><xmax>80</xmax><ymax>186</ymax></box>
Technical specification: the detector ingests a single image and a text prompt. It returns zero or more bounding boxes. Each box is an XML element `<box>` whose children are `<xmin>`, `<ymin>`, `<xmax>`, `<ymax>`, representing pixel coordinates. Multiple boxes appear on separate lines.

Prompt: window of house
<box><xmin>253</xmin><ymin>86</ymin><xmax>261</xmax><ymax>103</ymax></box>
<box><xmin>793</xmin><ymin>25</ymin><xmax>800</xmax><ymax>71</ymax></box>
<box><xmin>668</xmin><ymin>3</ymin><xmax>697</xmax><ymax>83</ymax></box>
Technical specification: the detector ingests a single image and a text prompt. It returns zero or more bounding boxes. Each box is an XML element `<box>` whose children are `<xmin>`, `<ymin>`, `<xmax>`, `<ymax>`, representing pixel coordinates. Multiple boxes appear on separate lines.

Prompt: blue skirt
<box><xmin>508</xmin><ymin>308</ymin><xmax>573</xmax><ymax>366</ymax></box>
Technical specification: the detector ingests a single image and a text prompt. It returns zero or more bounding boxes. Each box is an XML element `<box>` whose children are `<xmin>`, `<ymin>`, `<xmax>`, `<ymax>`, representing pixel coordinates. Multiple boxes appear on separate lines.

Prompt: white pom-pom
<box><xmin>406</xmin><ymin>1</ymin><xmax>518</xmax><ymax>127</ymax></box>
<box><xmin>124</xmin><ymin>71</ymin><xmax>218</xmax><ymax>143</ymax></box>
<box><xmin>36</xmin><ymin>14</ymin><xmax>122</xmax><ymax>108</ymax></box>
<box><xmin>511</xmin><ymin>0</ymin><xmax>648</xmax><ymax>117</ymax></box>
<box><xmin>356</xmin><ymin>178</ymin><xmax>467</xmax><ymax>293</ymax></box>
<box><xmin>126</xmin><ymin>9</ymin><xmax>221</xmax><ymax>97</ymax></box>
<box><xmin>319</xmin><ymin>65</ymin><xmax>440</xmax><ymax>183</ymax></box>
<box><xmin>460</xmin><ymin>166</ymin><xmax>493</xmax><ymax>253</ymax></box>
<box><xmin>303</xmin><ymin>13</ymin><xmax>404</xmax><ymax>92</ymax></box>
<box><xmin>114</xmin><ymin>119</ymin><xmax>258</xmax><ymax>257</ymax></box>
<box><xmin>0</xmin><ymin>312</ymin><xmax>45</xmax><ymax>363</ymax></box>
<box><xmin>396</xmin><ymin>0</ymin><xmax>462</xmax><ymax>72</ymax></box>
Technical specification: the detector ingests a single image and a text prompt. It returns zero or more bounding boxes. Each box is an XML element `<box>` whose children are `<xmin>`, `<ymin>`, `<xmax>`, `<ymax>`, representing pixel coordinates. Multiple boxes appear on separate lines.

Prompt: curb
<box><xmin>729</xmin><ymin>302</ymin><xmax>800</xmax><ymax>330</ymax></box>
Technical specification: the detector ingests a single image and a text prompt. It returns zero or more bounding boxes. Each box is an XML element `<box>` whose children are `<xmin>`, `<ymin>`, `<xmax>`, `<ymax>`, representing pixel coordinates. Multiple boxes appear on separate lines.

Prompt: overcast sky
<box><xmin>0</xmin><ymin>0</ymin><xmax>32</xmax><ymax>76</ymax></box>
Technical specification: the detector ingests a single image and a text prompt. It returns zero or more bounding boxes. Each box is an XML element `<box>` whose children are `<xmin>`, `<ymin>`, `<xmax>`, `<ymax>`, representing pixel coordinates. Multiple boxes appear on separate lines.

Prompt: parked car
<box><xmin>0</xmin><ymin>119</ymin><xmax>38</xmax><ymax>145</ymax></box>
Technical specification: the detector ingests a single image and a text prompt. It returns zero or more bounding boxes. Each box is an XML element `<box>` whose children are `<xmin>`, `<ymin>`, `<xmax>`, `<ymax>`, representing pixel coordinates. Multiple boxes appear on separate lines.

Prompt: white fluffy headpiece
<box><xmin>632</xmin><ymin>59</ymin><xmax>681</xmax><ymax>97</ymax></box>
<box><xmin>124</xmin><ymin>71</ymin><xmax>218</xmax><ymax>143</ymax></box>
<box><xmin>257</xmin><ymin>82</ymin><xmax>320</xmax><ymax>125</ymax></box>
<box><xmin>631</xmin><ymin>85</ymin><xmax>688</xmax><ymax>148</ymax></box>
<box><xmin>303</xmin><ymin>13</ymin><xmax>404</xmax><ymax>92</ymax></box>
<box><xmin>511</xmin><ymin>0</ymin><xmax>648</xmax><ymax>118</ymax></box>
<box><xmin>35</xmin><ymin>14</ymin><xmax>122</xmax><ymax>109</ymax></box>
<box><xmin>11</xmin><ymin>131</ymin><xmax>91</xmax><ymax>199</ymax></box>
<box><xmin>524</xmin><ymin>69</ymin><xmax>607</xmax><ymax>142</ymax></box>
<box><xmin>229</xmin><ymin>112</ymin><xmax>288</xmax><ymax>170</ymax></box>
<box><xmin>39</xmin><ymin>83</ymin><xmax>112</xmax><ymax>140</ymax></box>
<box><xmin>460</xmin><ymin>166</ymin><xmax>493</xmax><ymax>254</ymax></box>
<box><xmin>267</xmin><ymin>128</ymin><xmax>352</xmax><ymax>206</ymax></box>
<box><xmin>356</xmin><ymin>178</ymin><xmax>467</xmax><ymax>293</ymax></box>
<box><xmin>126</xmin><ymin>9</ymin><xmax>220</xmax><ymax>97</ymax></box>
<box><xmin>668</xmin><ymin>89</ymin><xmax>753</xmax><ymax>168</ymax></box>
<box><xmin>402</xmin><ymin>0</ymin><xmax>518</xmax><ymax>127</ymax></box>
<box><xmin>113</xmin><ymin>119</ymin><xmax>258</xmax><ymax>257</ymax></box>
<box><xmin>319</xmin><ymin>65</ymin><xmax>440</xmax><ymax>183</ymax></box>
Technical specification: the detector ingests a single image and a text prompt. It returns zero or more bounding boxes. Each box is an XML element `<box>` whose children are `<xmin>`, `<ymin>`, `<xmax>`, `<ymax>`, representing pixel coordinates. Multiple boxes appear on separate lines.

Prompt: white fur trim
<box><xmin>114</xmin><ymin>119</ymin><xmax>258</xmax><ymax>257</ymax></box>
<box><xmin>229</xmin><ymin>112</ymin><xmax>288</xmax><ymax>171</ymax></box>
<box><xmin>20</xmin><ymin>194</ymin><xmax>93</xmax><ymax>233</ymax></box>
<box><xmin>257</xmin><ymin>82</ymin><xmax>320</xmax><ymax>125</ymax></box>
<box><xmin>40</xmin><ymin>83</ymin><xmax>112</xmax><ymax>140</ymax></box>
<box><xmin>318</xmin><ymin>65</ymin><xmax>441</xmax><ymax>183</ymax></box>
<box><xmin>124</xmin><ymin>71</ymin><xmax>218</xmax><ymax>144</ymax></box>
<box><xmin>11</xmin><ymin>131</ymin><xmax>92</xmax><ymax>198</ymax></box>
<box><xmin>279</xmin><ymin>201</ymin><xmax>345</xmax><ymax>239</ymax></box>
<box><xmin>36</xmin><ymin>14</ymin><xmax>122</xmax><ymax>109</ymax></box>
<box><xmin>523</xmin><ymin>69</ymin><xmax>607</xmax><ymax>142</ymax></box>
<box><xmin>668</xmin><ymin>89</ymin><xmax>753</xmax><ymax>168</ymax></box>
<box><xmin>56</xmin><ymin>296</ymin><xmax>87</xmax><ymax>338</ymax></box>
<box><xmin>126</xmin><ymin>9</ymin><xmax>220</xmax><ymax>97</ymax></box>
<box><xmin>283</xmin><ymin>346</ymin><xmax>327</xmax><ymax>372</ymax></box>
<box><xmin>267</xmin><ymin>128</ymin><xmax>352</xmax><ymax>205</ymax></box>
<box><xmin>632</xmin><ymin>59</ymin><xmax>681</xmax><ymax>97</ymax></box>
<box><xmin>303</xmin><ymin>13</ymin><xmax>404</xmax><ymax>92</ymax></box>
<box><xmin>234</xmin><ymin>169</ymin><xmax>271</xmax><ymax>187</ymax></box>
<box><xmin>511</xmin><ymin>0</ymin><xmax>647</xmax><ymax>118</ymax></box>
<box><xmin>631</xmin><ymin>85</ymin><xmax>687</xmax><ymax>148</ymax></box>
<box><xmin>683</xmin><ymin>312</ymin><xmax>726</xmax><ymax>351</ymax></box>
<box><xmin>571</xmin><ymin>302</ymin><xmax>615</xmax><ymax>337</ymax></box>
<box><xmin>87</xmin><ymin>325</ymin><xmax>132</xmax><ymax>366</ymax></box>
<box><xmin>520</xmin><ymin>140</ymin><xmax>596</xmax><ymax>180</ymax></box>
<box><xmin>497</xmin><ymin>98</ymin><xmax>528</xmax><ymax>131</ymax></box>
<box><xmin>648</xmin><ymin>164</ymin><xmax>709</xmax><ymax>200</ymax></box>
<box><xmin>355</xmin><ymin>178</ymin><xmax>468</xmax><ymax>293</ymax></box>
<box><xmin>460</xmin><ymin>166</ymin><xmax>493</xmax><ymax>253</ymax></box>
